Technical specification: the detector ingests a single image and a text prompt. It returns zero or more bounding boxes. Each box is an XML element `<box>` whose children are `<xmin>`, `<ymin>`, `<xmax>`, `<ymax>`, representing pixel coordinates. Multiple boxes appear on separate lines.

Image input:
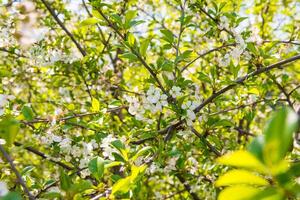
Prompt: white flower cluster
<box><xmin>218</xmin><ymin>16</ymin><xmax>230</xmax><ymax>30</ymax></box>
<box><xmin>125</xmin><ymin>85</ymin><xmax>170</xmax><ymax>122</ymax></box>
<box><xmin>246</xmin><ymin>26</ymin><xmax>262</xmax><ymax>45</ymax></box>
<box><xmin>145</xmin><ymin>85</ymin><xmax>168</xmax><ymax>112</ymax></box>
<box><xmin>170</xmin><ymin>86</ymin><xmax>182</xmax><ymax>98</ymax></box>
<box><xmin>0</xmin><ymin>181</ymin><xmax>8</xmax><ymax>197</ymax></box>
<box><xmin>0</xmin><ymin>94</ymin><xmax>15</xmax><ymax>116</ymax></box>
<box><xmin>217</xmin><ymin>16</ymin><xmax>249</xmax><ymax>67</ymax></box>
<box><xmin>100</xmin><ymin>134</ymin><xmax>120</xmax><ymax>160</ymax></box>
<box><xmin>38</xmin><ymin>130</ymin><xmax>100</xmax><ymax>178</ymax></box>
<box><xmin>28</xmin><ymin>45</ymin><xmax>80</xmax><ymax>66</ymax></box>
<box><xmin>187</xmin><ymin>156</ymin><xmax>199</xmax><ymax>175</ymax></box>
<box><xmin>163</xmin><ymin>156</ymin><xmax>179</xmax><ymax>173</ymax></box>
<box><xmin>182</xmin><ymin>100</ymin><xmax>200</xmax><ymax>126</ymax></box>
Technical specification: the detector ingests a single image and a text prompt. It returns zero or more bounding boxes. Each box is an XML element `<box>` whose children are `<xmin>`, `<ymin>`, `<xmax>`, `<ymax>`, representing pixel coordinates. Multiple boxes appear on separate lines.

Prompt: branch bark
<box><xmin>0</xmin><ymin>145</ymin><xmax>34</xmax><ymax>200</ymax></box>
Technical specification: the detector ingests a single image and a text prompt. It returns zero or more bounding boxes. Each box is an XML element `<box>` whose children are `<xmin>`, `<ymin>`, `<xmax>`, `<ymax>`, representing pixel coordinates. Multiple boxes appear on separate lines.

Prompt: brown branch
<box><xmin>14</xmin><ymin>142</ymin><xmax>74</xmax><ymax>170</ymax></box>
<box><xmin>267</xmin><ymin>72</ymin><xmax>293</xmax><ymax>108</ymax></box>
<box><xmin>132</xmin><ymin>54</ymin><xmax>300</xmax><ymax>144</ymax></box>
<box><xmin>191</xmin><ymin>127</ymin><xmax>221</xmax><ymax>156</ymax></box>
<box><xmin>94</xmin><ymin>7</ymin><xmax>168</xmax><ymax>95</ymax></box>
<box><xmin>176</xmin><ymin>174</ymin><xmax>200</xmax><ymax>200</ymax></box>
<box><xmin>0</xmin><ymin>47</ymin><xmax>27</xmax><ymax>58</ymax></box>
<box><xmin>194</xmin><ymin>54</ymin><xmax>300</xmax><ymax>113</ymax></box>
<box><xmin>39</xmin><ymin>0</ymin><xmax>92</xmax><ymax>99</ymax></box>
<box><xmin>0</xmin><ymin>144</ymin><xmax>34</xmax><ymax>199</ymax></box>
<box><xmin>21</xmin><ymin>106</ymin><xmax>126</xmax><ymax>125</ymax></box>
<box><xmin>40</xmin><ymin>0</ymin><xmax>86</xmax><ymax>56</ymax></box>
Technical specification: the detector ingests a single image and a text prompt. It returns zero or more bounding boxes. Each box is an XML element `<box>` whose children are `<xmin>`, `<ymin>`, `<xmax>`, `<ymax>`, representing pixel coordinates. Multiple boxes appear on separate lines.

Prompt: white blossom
<box><xmin>0</xmin><ymin>181</ymin><xmax>9</xmax><ymax>197</ymax></box>
<box><xmin>182</xmin><ymin>100</ymin><xmax>200</xmax><ymax>126</ymax></box>
<box><xmin>146</xmin><ymin>86</ymin><xmax>161</xmax><ymax>104</ymax></box>
<box><xmin>164</xmin><ymin>156</ymin><xmax>178</xmax><ymax>173</ymax></box>
<box><xmin>100</xmin><ymin>134</ymin><xmax>118</xmax><ymax>160</ymax></box>
<box><xmin>0</xmin><ymin>94</ymin><xmax>15</xmax><ymax>116</ymax></box>
<box><xmin>0</xmin><ymin>139</ymin><xmax>6</xmax><ymax>145</ymax></box>
<box><xmin>170</xmin><ymin>86</ymin><xmax>182</xmax><ymax>98</ymax></box>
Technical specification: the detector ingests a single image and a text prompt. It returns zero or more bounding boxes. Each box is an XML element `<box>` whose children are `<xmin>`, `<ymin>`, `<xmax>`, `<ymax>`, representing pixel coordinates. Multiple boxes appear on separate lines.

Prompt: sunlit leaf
<box><xmin>215</xmin><ymin>169</ymin><xmax>269</xmax><ymax>187</ymax></box>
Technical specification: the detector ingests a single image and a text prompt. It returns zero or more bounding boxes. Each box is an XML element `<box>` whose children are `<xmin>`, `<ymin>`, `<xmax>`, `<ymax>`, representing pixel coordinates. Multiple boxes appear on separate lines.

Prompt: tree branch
<box><xmin>14</xmin><ymin>142</ymin><xmax>74</xmax><ymax>170</ymax></box>
<box><xmin>0</xmin><ymin>145</ymin><xmax>34</xmax><ymax>199</ymax></box>
<box><xmin>176</xmin><ymin>174</ymin><xmax>200</xmax><ymax>200</ymax></box>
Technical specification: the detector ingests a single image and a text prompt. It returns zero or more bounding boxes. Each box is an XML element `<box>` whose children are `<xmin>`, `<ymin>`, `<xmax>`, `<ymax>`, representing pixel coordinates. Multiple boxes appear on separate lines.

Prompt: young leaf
<box><xmin>91</xmin><ymin>98</ymin><xmax>100</xmax><ymax>112</ymax></box>
<box><xmin>80</xmin><ymin>17</ymin><xmax>99</xmax><ymax>26</ymax></box>
<box><xmin>140</xmin><ymin>39</ymin><xmax>150</xmax><ymax>57</ymax></box>
<box><xmin>88</xmin><ymin>157</ymin><xmax>105</xmax><ymax>181</ymax></box>
<box><xmin>263</xmin><ymin>107</ymin><xmax>299</xmax><ymax>166</ymax></box>
<box><xmin>111</xmin><ymin>176</ymin><xmax>132</xmax><ymax>195</ymax></box>
<box><xmin>215</xmin><ymin>169</ymin><xmax>269</xmax><ymax>187</ymax></box>
<box><xmin>217</xmin><ymin>150</ymin><xmax>267</xmax><ymax>173</ymax></box>
<box><xmin>160</xmin><ymin>29</ymin><xmax>174</xmax><ymax>44</ymax></box>
<box><xmin>21</xmin><ymin>106</ymin><xmax>34</xmax><ymax>121</ymax></box>
<box><xmin>127</xmin><ymin>33</ymin><xmax>135</xmax><ymax>46</ymax></box>
<box><xmin>218</xmin><ymin>185</ymin><xmax>261</xmax><ymax>200</ymax></box>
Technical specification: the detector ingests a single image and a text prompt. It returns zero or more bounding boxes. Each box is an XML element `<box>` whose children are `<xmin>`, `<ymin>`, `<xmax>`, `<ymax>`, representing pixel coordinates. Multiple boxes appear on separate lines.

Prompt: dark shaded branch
<box><xmin>191</xmin><ymin>127</ymin><xmax>221</xmax><ymax>156</ymax></box>
<box><xmin>39</xmin><ymin>0</ymin><xmax>92</xmax><ymax>99</ymax></box>
<box><xmin>0</xmin><ymin>145</ymin><xmax>34</xmax><ymax>199</ymax></box>
<box><xmin>94</xmin><ymin>7</ymin><xmax>168</xmax><ymax>95</ymax></box>
<box><xmin>14</xmin><ymin>142</ymin><xmax>74</xmax><ymax>170</ymax></box>
<box><xmin>194</xmin><ymin>54</ymin><xmax>300</xmax><ymax>113</ymax></box>
<box><xmin>40</xmin><ymin>0</ymin><xmax>86</xmax><ymax>56</ymax></box>
<box><xmin>132</xmin><ymin>54</ymin><xmax>300</xmax><ymax>144</ymax></box>
<box><xmin>176</xmin><ymin>174</ymin><xmax>200</xmax><ymax>200</ymax></box>
<box><xmin>0</xmin><ymin>47</ymin><xmax>27</xmax><ymax>58</ymax></box>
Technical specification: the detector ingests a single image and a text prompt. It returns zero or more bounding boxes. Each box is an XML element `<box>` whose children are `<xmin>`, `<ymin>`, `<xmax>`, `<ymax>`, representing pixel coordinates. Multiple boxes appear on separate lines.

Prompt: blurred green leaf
<box><xmin>215</xmin><ymin>169</ymin><xmax>269</xmax><ymax>187</ymax></box>
<box><xmin>88</xmin><ymin>157</ymin><xmax>105</xmax><ymax>181</ymax></box>
<box><xmin>263</xmin><ymin>107</ymin><xmax>298</xmax><ymax>166</ymax></box>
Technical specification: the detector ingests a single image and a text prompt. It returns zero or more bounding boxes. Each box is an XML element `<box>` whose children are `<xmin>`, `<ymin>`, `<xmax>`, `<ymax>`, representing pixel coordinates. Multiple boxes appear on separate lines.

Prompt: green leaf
<box><xmin>127</xmin><ymin>33</ymin><xmax>135</xmax><ymax>46</ymax></box>
<box><xmin>70</xmin><ymin>180</ymin><xmax>92</xmax><ymax>193</ymax></box>
<box><xmin>263</xmin><ymin>107</ymin><xmax>299</xmax><ymax>166</ymax></box>
<box><xmin>198</xmin><ymin>72</ymin><xmax>211</xmax><ymax>83</ymax></box>
<box><xmin>160</xmin><ymin>29</ymin><xmax>174</xmax><ymax>44</ymax></box>
<box><xmin>1</xmin><ymin>192</ymin><xmax>22</xmax><ymax>200</ymax></box>
<box><xmin>248</xmin><ymin>136</ymin><xmax>264</xmax><ymax>163</ymax></box>
<box><xmin>59</xmin><ymin>170</ymin><xmax>72</xmax><ymax>191</ymax></box>
<box><xmin>111</xmin><ymin>176</ymin><xmax>132</xmax><ymax>195</ymax></box>
<box><xmin>215</xmin><ymin>169</ymin><xmax>269</xmax><ymax>187</ymax></box>
<box><xmin>88</xmin><ymin>157</ymin><xmax>105</xmax><ymax>181</ymax></box>
<box><xmin>140</xmin><ymin>39</ymin><xmax>150</xmax><ymax>57</ymax></box>
<box><xmin>21</xmin><ymin>106</ymin><xmax>34</xmax><ymax>121</ymax></box>
<box><xmin>91</xmin><ymin>98</ymin><xmax>100</xmax><ymax>112</ymax></box>
<box><xmin>125</xmin><ymin>10</ymin><xmax>137</xmax><ymax>24</ymax></box>
<box><xmin>0</xmin><ymin>117</ymin><xmax>20</xmax><ymax>146</ymax></box>
<box><xmin>212</xmin><ymin>119</ymin><xmax>234</xmax><ymax>127</ymax></box>
<box><xmin>218</xmin><ymin>185</ymin><xmax>261</xmax><ymax>200</ymax></box>
<box><xmin>217</xmin><ymin>150</ymin><xmax>267</xmax><ymax>173</ymax></box>
<box><xmin>120</xmin><ymin>53</ymin><xmax>138</xmax><ymax>62</ymax></box>
<box><xmin>110</xmin><ymin>14</ymin><xmax>123</xmax><ymax>26</ymax></box>
<box><xmin>132</xmin><ymin>146</ymin><xmax>153</xmax><ymax>161</ymax></box>
<box><xmin>80</xmin><ymin>17</ymin><xmax>99</xmax><ymax>26</ymax></box>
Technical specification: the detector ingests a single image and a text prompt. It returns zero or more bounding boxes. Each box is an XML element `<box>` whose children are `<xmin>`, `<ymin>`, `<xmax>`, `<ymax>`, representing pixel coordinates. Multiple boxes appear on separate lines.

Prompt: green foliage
<box><xmin>0</xmin><ymin>0</ymin><xmax>299</xmax><ymax>199</ymax></box>
<box><xmin>216</xmin><ymin>108</ymin><xmax>300</xmax><ymax>199</ymax></box>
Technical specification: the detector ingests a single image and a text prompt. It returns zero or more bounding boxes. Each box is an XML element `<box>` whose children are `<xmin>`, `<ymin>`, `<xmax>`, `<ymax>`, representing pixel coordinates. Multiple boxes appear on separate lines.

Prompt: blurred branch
<box><xmin>0</xmin><ymin>144</ymin><xmax>34</xmax><ymax>200</ymax></box>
